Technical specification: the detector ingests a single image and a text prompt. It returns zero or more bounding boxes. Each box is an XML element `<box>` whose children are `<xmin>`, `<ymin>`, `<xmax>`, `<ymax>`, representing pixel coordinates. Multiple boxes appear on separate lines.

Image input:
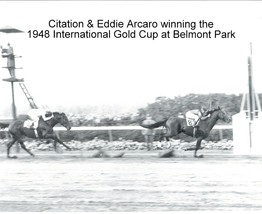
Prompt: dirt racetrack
<box><xmin>0</xmin><ymin>149</ymin><xmax>262</xmax><ymax>212</ymax></box>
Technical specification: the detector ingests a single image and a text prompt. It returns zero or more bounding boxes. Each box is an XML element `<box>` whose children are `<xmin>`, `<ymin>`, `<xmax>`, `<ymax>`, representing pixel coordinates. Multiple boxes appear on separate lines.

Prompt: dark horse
<box><xmin>140</xmin><ymin>107</ymin><xmax>231</xmax><ymax>158</ymax></box>
<box><xmin>7</xmin><ymin>112</ymin><xmax>72</xmax><ymax>158</ymax></box>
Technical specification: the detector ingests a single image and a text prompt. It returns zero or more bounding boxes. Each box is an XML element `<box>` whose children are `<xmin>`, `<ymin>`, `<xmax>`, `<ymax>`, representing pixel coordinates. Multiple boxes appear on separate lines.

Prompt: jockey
<box><xmin>185</xmin><ymin>100</ymin><xmax>218</xmax><ymax>136</ymax></box>
<box><xmin>186</xmin><ymin>104</ymin><xmax>210</xmax><ymax>127</ymax></box>
<box><xmin>27</xmin><ymin>108</ymin><xmax>53</xmax><ymax>137</ymax></box>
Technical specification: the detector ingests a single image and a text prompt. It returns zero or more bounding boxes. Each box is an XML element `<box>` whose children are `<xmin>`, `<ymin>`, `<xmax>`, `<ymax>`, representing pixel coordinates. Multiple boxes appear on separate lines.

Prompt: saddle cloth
<box><xmin>186</xmin><ymin>118</ymin><xmax>195</xmax><ymax>127</ymax></box>
<box><xmin>186</xmin><ymin>117</ymin><xmax>201</xmax><ymax>127</ymax></box>
<box><xmin>23</xmin><ymin>120</ymin><xmax>36</xmax><ymax>129</ymax></box>
<box><xmin>185</xmin><ymin>110</ymin><xmax>200</xmax><ymax>127</ymax></box>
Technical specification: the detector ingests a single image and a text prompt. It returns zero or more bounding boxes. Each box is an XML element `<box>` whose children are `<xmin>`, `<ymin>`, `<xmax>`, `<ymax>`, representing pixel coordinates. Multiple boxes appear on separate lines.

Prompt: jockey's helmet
<box><xmin>209</xmin><ymin>99</ymin><xmax>218</xmax><ymax>110</ymax></box>
<box><xmin>45</xmin><ymin>111</ymin><xmax>53</xmax><ymax>117</ymax></box>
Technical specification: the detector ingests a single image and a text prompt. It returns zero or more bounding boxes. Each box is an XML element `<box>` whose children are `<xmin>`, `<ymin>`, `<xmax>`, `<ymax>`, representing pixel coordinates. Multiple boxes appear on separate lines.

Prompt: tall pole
<box><xmin>248</xmin><ymin>55</ymin><xmax>254</xmax><ymax>121</ymax></box>
<box><xmin>247</xmin><ymin>43</ymin><xmax>254</xmax><ymax>149</ymax></box>
<box><xmin>11</xmin><ymin>82</ymin><xmax>17</xmax><ymax>120</ymax></box>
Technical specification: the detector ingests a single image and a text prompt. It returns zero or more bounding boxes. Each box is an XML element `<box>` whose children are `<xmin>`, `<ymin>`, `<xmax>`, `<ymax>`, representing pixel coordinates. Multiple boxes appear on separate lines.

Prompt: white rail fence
<box><xmin>55</xmin><ymin>125</ymin><xmax>232</xmax><ymax>141</ymax></box>
<box><xmin>1</xmin><ymin>125</ymin><xmax>233</xmax><ymax>141</ymax></box>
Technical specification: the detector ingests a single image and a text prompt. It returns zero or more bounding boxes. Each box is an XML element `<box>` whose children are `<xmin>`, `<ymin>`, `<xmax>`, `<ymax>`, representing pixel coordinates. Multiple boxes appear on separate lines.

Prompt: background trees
<box><xmin>135</xmin><ymin>93</ymin><xmax>245</xmax><ymax>123</ymax></box>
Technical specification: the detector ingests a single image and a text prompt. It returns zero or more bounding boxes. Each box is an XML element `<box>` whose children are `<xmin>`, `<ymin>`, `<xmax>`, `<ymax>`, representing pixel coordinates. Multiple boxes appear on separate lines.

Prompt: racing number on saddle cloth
<box><xmin>23</xmin><ymin>119</ymin><xmax>38</xmax><ymax>129</ymax></box>
<box><xmin>186</xmin><ymin>118</ymin><xmax>196</xmax><ymax>127</ymax></box>
<box><xmin>23</xmin><ymin>120</ymin><xmax>33</xmax><ymax>129</ymax></box>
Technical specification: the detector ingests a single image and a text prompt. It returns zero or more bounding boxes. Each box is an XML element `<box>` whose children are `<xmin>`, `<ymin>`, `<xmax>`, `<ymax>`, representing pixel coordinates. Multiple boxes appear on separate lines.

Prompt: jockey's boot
<box><xmin>193</xmin><ymin>123</ymin><xmax>199</xmax><ymax>138</ymax></box>
<box><xmin>34</xmin><ymin>128</ymin><xmax>39</xmax><ymax>138</ymax></box>
<box><xmin>32</xmin><ymin>122</ymin><xmax>39</xmax><ymax>138</ymax></box>
<box><xmin>193</xmin><ymin>127</ymin><xmax>196</xmax><ymax>138</ymax></box>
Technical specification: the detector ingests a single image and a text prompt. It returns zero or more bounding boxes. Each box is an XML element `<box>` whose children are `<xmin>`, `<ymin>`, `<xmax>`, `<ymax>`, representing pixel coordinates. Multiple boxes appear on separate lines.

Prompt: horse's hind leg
<box><xmin>7</xmin><ymin>138</ymin><xmax>18</xmax><ymax>159</ymax></box>
<box><xmin>19</xmin><ymin>141</ymin><xmax>35</xmax><ymax>157</ymax></box>
<box><xmin>52</xmin><ymin>140</ymin><xmax>58</xmax><ymax>152</ymax></box>
<box><xmin>159</xmin><ymin>128</ymin><xmax>172</xmax><ymax>142</ymax></box>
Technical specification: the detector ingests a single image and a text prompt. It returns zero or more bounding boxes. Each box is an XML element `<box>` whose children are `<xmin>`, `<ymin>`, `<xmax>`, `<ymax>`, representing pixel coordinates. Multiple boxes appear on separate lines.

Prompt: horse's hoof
<box><xmin>101</xmin><ymin>152</ymin><xmax>111</xmax><ymax>158</ymax></box>
<box><xmin>91</xmin><ymin>150</ymin><xmax>103</xmax><ymax>158</ymax></box>
<box><xmin>195</xmin><ymin>154</ymin><xmax>204</xmax><ymax>158</ymax></box>
<box><xmin>159</xmin><ymin>150</ymin><xmax>174</xmax><ymax>158</ymax></box>
<box><xmin>8</xmin><ymin>156</ymin><xmax>17</xmax><ymax>159</ymax></box>
<box><xmin>112</xmin><ymin>152</ymin><xmax>125</xmax><ymax>158</ymax></box>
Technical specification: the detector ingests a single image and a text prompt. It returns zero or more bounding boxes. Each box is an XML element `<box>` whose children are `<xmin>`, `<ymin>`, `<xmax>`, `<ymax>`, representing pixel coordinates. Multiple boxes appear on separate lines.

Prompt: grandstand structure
<box><xmin>0</xmin><ymin>26</ymin><xmax>37</xmax><ymax>126</ymax></box>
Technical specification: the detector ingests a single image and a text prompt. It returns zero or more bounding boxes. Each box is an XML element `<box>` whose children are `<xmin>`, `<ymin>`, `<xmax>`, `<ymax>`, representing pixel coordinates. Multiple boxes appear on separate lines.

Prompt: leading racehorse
<box><xmin>140</xmin><ymin>107</ymin><xmax>231</xmax><ymax>158</ymax></box>
<box><xmin>7</xmin><ymin>112</ymin><xmax>71</xmax><ymax>158</ymax></box>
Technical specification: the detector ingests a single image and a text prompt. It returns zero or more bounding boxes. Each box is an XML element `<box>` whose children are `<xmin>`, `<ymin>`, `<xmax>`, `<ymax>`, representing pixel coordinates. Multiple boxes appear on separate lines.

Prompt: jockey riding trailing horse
<box><xmin>27</xmin><ymin>108</ymin><xmax>53</xmax><ymax>138</ymax></box>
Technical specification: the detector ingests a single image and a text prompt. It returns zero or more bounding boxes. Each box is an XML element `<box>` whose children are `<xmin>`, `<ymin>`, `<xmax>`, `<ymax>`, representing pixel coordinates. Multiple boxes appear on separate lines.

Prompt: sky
<box><xmin>0</xmin><ymin>1</ymin><xmax>262</xmax><ymax>117</ymax></box>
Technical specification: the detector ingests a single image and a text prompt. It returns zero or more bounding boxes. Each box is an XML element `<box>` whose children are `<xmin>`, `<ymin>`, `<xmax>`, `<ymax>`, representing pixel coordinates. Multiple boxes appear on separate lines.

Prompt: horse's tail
<box><xmin>0</xmin><ymin>122</ymin><xmax>9</xmax><ymax>130</ymax></box>
<box><xmin>139</xmin><ymin>119</ymin><xmax>167</xmax><ymax>129</ymax></box>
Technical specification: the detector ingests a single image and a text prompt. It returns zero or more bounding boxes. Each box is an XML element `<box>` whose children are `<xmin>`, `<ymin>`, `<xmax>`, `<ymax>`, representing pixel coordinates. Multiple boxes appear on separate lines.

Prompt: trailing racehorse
<box><xmin>140</xmin><ymin>107</ymin><xmax>231</xmax><ymax>158</ymax></box>
<box><xmin>7</xmin><ymin>112</ymin><xmax>71</xmax><ymax>158</ymax></box>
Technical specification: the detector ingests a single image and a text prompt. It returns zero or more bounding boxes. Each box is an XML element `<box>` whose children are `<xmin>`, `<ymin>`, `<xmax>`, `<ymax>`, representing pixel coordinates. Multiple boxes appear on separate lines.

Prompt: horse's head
<box><xmin>54</xmin><ymin>112</ymin><xmax>72</xmax><ymax>130</ymax></box>
<box><xmin>213</xmin><ymin>107</ymin><xmax>231</xmax><ymax>123</ymax></box>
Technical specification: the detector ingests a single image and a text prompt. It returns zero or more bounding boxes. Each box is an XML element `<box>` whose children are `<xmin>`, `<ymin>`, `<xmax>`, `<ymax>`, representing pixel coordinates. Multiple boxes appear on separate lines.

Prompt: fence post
<box><xmin>219</xmin><ymin>129</ymin><xmax>223</xmax><ymax>140</ymax></box>
<box><xmin>108</xmin><ymin>130</ymin><xmax>113</xmax><ymax>142</ymax></box>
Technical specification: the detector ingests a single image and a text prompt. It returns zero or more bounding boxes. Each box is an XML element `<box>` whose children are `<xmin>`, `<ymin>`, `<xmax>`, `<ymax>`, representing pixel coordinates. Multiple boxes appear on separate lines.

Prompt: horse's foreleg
<box><xmin>7</xmin><ymin>138</ymin><xmax>17</xmax><ymax>159</ymax></box>
<box><xmin>45</xmin><ymin>134</ymin><xmax>71</xmax><ymax>151</ymax></box>
<box><xmin>194</xmin><ymin>138</ymin><xmax>204</xmax><ymax>158</ymax></box>
<box><xmin>19</xmin><ymin>141</ymin><xmax>35</xmax><ymax>157</ymax></box>
<box><xmin>56</xmin><ymin>138</ymin><xmax>71</xmax><ymax>150</ymax></box>
<box><xmin>52</xmin><ymin>141</ymin><xmax>64</xmax><ymax>154</ymax></box>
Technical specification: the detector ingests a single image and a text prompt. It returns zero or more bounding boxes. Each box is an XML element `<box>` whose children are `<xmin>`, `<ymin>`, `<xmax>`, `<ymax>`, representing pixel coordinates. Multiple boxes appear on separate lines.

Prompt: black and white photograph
<box><xmin>0</xmin><ymin>0</ymin><xmax>262</xmax><ymax>212</ymax></box>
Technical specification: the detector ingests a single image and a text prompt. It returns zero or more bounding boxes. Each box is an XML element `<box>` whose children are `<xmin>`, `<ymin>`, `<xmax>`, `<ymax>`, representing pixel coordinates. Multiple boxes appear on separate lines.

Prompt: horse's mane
<box><xmin>53</xmin><ymin>112</ymin><xmax>60</xmax><ymax>115</ymax></box>
<box><xmin>53</xmin><ymin>112</ymin><xmax>65</xmax><ymax>116</ymax></box>
<box><xmin>207</xmin><ymin>106</ymin><xmax>221</xmax><ymax>115</ymax></box>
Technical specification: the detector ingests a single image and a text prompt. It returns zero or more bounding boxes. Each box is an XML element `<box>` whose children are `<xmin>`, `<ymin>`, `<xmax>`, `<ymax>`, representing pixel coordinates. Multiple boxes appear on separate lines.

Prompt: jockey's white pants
<box><xmin>185</xmin><ymin>111</ymin><xmax>200</xmax><ymax>126</ymax></box>
<box><xmin>28</xmin><ymin>109</ymin><xmax>44</xmax><ymax>128</ymax></box>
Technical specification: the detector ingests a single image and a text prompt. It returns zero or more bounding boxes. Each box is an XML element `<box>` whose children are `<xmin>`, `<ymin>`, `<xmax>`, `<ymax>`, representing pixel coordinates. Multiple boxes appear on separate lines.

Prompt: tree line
<box><xmin>69</xmin><ymin>93</ymin><xmax>261</xmax><ymax>126</ymax></box>
<box><xmin>136</xmin><ymin>93</ymin><xmax>262</xmax><ymax>123</ymax></box>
